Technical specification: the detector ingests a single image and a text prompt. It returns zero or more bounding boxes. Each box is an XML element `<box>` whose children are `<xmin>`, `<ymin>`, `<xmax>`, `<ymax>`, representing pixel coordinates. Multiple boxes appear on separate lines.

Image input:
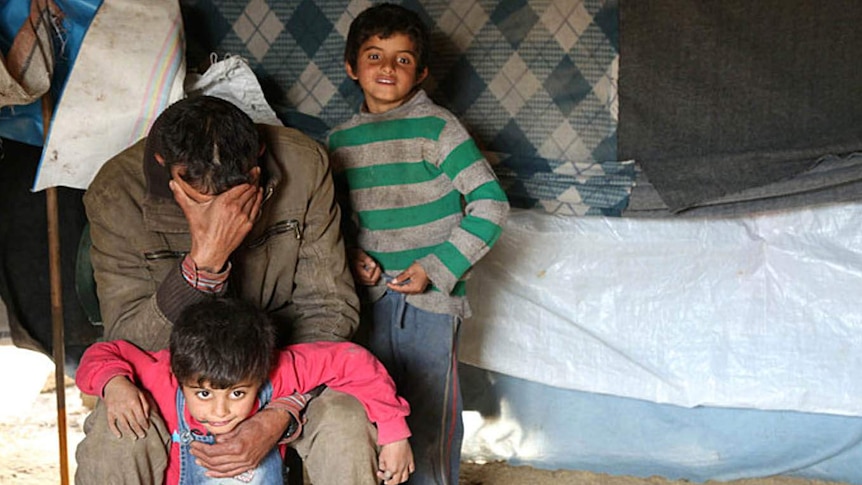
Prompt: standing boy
<box><xmin>328</xmin><ymin>4</ymin><xmax>509</xmax><ymax>484</ymax></box>
<box><xmin>76</xmin><ymin>298</ymin><xmax>415</xmax><ymax>485</ymax></box>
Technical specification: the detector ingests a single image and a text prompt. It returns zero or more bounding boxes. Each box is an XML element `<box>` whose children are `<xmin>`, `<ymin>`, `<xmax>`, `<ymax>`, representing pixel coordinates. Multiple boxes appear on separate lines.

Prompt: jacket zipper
<box><xmin>247</xmin><ymin>219</ymin><xmax>302</xmax><ymax>249</ymax></box>
<box><xmin>144</xmin><ymin>250</ymin><xmax>186</xmax><ymax>261</ymax></box>
<box><xmin>143</xmin><ymin>220</ymin><xmax>301</xmax><ymax>257</ymax></box>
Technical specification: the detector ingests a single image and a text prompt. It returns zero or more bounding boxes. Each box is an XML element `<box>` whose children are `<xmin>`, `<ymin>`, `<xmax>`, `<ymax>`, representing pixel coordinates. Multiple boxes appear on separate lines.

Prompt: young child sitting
<box><xmin>76</xmin><ymin>297</ymin><xmax>415</xmax><ymax>485</ymax></box>
<box><xmin>328</xmin><ymin>3</ymin><xmax>509</xmax><ymax>484</ymax></box>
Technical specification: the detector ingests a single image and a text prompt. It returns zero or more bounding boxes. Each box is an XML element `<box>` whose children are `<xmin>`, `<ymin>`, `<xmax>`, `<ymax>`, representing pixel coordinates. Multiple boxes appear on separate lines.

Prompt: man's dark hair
<box><xmin>170</xmin><ymin>298</ymin><xmax>276</xmax><ymax>389</ymax></box>
<box><xmin>150</xmin><ymin>95</ymin><xmax>261</xmax><ymax>195</ymax></box>
<box><xmin>344</xmin><ymin>3</ymin><xmax>430</xmax><ymax>74</ymax></box>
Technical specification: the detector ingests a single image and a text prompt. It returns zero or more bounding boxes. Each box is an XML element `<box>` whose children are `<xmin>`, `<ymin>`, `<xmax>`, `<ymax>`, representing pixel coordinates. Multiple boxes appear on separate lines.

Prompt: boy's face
<box><xmin>181</xmin><ymin>379</ymin><xmax>261</xmax><ymax>435</ymax></box>
<box><xmin>346</xmin><ymin>33</ymin><xmax>429</xmax><ymax>114</ymax></box>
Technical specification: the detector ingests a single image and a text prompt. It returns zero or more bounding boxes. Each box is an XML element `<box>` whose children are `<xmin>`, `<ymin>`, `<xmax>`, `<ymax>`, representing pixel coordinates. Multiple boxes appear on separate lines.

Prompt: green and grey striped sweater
<box><xmin>328</xmin><ymin>90</ymin><xmax>509</xmax><ymax>317</ymax></box>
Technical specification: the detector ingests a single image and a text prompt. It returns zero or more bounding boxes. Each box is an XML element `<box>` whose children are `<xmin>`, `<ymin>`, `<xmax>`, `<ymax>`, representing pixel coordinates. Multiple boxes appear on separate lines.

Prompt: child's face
<box><xmin>181</xmin><ymin>379</ymin><xmax>261</xmax><ymax>435</ymax></box>
<box><xmin>346</xmin><ymin>33</ymin><xmax>429</xmax><ymax>114</ymax></box>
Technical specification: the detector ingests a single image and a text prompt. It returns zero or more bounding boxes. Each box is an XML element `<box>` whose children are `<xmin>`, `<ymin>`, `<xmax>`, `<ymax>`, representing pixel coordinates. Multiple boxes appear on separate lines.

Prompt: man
<box><xmin>77</xmin><ymin>95</ymin><xmax>376</xmax><ymax>484</ymax></box>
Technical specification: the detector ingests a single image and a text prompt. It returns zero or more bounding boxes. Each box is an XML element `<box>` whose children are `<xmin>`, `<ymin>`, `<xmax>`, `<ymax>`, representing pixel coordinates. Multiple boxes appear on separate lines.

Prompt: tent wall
<box><xmin>3</xmin><ymin>0</ymin><xmax>862</xmax><ymax>482</ymax></box>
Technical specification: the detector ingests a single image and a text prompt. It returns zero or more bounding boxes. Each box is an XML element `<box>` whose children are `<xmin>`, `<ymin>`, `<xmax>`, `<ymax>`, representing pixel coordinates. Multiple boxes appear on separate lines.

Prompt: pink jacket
<box><xmin>76</xmin><ymin>340</ymin><xmax>411</xmax><ymax>484</ymax></box>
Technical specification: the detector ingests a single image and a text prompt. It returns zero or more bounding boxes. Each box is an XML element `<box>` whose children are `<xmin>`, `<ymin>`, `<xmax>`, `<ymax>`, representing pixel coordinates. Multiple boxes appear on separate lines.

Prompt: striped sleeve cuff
<box><xmin>180</xmin><ymin>254</ymin><xmax>230</xmax><ymax>294</ymax></box>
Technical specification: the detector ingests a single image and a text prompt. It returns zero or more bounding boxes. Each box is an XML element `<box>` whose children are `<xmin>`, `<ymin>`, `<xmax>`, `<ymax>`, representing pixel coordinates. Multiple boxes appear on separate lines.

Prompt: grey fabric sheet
<box><xmin>625</xmin><ymin>153</ymin><xmax>862</xmax><ymax>218</ymax></box>
<box><xmin>619</xmin><ymin>0</ymin><xmax>862</xmax><ymax>212</ymax></box>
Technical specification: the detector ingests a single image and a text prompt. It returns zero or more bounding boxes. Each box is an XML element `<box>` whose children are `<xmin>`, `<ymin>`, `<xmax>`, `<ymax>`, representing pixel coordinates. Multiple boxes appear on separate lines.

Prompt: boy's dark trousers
<box><xmin>366</xmin><ymin>289</ymin><xmax>463</xmax><ymax>485</ymax></box>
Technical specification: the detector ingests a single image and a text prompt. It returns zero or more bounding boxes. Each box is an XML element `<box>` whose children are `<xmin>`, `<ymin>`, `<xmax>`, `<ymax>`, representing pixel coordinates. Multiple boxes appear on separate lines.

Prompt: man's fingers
<box><xmin>188</xmin><ymin>440</ymin><xmax>216</xmax><ymax>460</ymax></box>
<box><xmin>189</xmin><ymin>438</ymin><xmax>244</xmax><ymax>466</ymax></box>
<box><xmin>169</xmin><ymin>180</ymin><xmax>193</xmax><ymax>210</ymax></box>
<box><xmin>237</xmin><ymin>188</ymin><xmax>262</xmax><ymax>222</ymax></box>
<box><xmin>243</xmin><ymin>187</ymin><xmax>263</xmax><ymax>221</ymax></box>
<box><xmin>203</xmin><ymin>464</ymin><xmax>254</xmax><ymax>479</ymax></box>
<box><xmin>189</xmin><ymin>444</ymin><xmax>254</xmax><ymax>477</ymax></box>
<box><xmin>219</xmin><ymin>182</ymin><xmax>256</xmax><ymax>205</ymax></box>
<box><xmin>217</xmin><ymin>184</ymin><xmax>261</xmax><ymax>223</ymax></box>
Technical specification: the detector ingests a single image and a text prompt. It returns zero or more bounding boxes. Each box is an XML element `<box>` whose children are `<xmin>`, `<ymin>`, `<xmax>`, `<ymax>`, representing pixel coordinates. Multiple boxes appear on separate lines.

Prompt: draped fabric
<box><xmin>179</xmin><ymin>0</ymin><xmax>631</xmax><ymax>216</ymax></box>
<box><xmin>619</xmin><ymin>0</ymin><xmax>862</xmax><ymax>213</ymax></box>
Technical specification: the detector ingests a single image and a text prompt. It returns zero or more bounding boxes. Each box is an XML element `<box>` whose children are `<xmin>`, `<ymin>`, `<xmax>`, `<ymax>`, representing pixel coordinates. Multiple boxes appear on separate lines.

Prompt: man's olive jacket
<box><xmin>83</xmin><ymin>124</ymin><xmax>359</xmax><ymax>351</ymax></box>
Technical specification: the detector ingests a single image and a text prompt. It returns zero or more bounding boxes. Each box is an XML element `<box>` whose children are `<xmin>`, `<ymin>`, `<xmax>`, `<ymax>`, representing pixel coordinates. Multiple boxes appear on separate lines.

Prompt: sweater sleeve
<box><xmin>417</xmin><ymin>119</ymin><xmax>510</xmax><ymax>294</ymax></box>
<box><xmin>270</xmin><ymin>342</ymin><xmax>411</xmax><ymax>445</ymax></box>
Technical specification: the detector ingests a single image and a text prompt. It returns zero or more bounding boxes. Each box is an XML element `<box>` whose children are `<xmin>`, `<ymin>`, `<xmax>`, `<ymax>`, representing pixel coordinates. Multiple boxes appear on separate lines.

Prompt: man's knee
<box><xmin>293</xmin><ymin>389</ymin><xmax>380</xmax><ymax>485</ymax></box>
<box><xmin>303</xmin><ymin>388</ymin><xmax>377</xmax><ymax>440</ymax></box>
<box><xmin>75</xmin><ymin>400</ymin><xmax>171</xmax><ymax>485</ymax></box>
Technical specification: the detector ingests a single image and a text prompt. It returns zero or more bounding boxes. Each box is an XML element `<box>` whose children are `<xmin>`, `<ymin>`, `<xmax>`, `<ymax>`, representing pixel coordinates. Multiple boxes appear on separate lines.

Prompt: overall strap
<box><xmin>258</xmin><ymin>379</ymin><xmax>273</xmax><ymax>408</ymax></box>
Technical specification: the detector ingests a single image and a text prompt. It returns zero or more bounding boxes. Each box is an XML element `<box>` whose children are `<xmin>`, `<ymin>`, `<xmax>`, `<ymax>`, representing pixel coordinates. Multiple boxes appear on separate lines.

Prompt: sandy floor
<box><xmin>0</xmin><ymin>344</ymin><xmax>86</xmax><ymax>484</ymax></box>
<box><xmin>459</xmin><ymin>463</ymin><xmax>848</xmax><ymax>485</ymax></box>
<box><xmin>0</xmin><ymin>343</ymin><xmax>850</xmax><ymax>485</ymax></box>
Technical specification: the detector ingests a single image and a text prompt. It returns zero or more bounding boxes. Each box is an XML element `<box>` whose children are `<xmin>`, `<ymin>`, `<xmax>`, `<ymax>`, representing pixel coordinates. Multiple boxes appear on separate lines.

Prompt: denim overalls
<box><xmin>172</xmin><ymin>381</ymin><xmax>283</xmax><ymax>484</ymax></box>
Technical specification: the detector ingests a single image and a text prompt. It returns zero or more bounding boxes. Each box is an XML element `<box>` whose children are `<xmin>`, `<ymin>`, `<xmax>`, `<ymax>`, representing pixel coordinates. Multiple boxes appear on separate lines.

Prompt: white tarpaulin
<box><xmin>461</xmin><ymin>203</ymin><xmax>862</xmax><ymax>417</ymax></box>
<box><xmin>33</xmin><ymin>0</ymin><xmax>185</xmax><ymax>191</ymax></box>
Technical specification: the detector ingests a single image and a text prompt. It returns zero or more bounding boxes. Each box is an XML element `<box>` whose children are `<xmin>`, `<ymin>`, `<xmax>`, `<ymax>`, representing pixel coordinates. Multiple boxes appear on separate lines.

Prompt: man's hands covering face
<box><xmin>169</xmin><ymin>175</ymin><xmax>263</xmax><ymax>272</ymax></box>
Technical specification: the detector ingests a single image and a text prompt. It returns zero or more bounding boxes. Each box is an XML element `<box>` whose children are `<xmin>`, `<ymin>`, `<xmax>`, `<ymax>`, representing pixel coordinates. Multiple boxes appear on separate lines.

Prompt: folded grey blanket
<box><xmin>619</xmin><ymin>0</ymin><xmax>862</xmax><ymax>212</ymax></box>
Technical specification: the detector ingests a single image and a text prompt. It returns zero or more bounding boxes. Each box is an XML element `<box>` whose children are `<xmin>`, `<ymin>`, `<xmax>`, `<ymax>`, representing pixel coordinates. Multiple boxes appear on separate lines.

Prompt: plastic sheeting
<box><xmin>33</xmin><ymin>0</ymin><xmax>185</xmax><ymax>191</ymax></box>
<box><xmin>460</xmin><ymin>203</ymin><xmax>862</xmax><ymax>417</ymax></box>
<box><xmin>459</xmin><ymin>363</ymin><xmax>862</xmax><ymax>484</ymax></box>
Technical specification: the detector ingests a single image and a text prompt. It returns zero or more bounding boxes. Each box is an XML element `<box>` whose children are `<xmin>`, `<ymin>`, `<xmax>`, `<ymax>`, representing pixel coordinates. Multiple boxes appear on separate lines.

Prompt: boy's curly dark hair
<box><xmin>344</xmin><ymin>3</ymin><xmax>430</xmax><ymax>74</ymax></box>
<box><xmin>170</xmin><ymin>298</ymin><xmax>276</xmax><ymax>389</ymax></box>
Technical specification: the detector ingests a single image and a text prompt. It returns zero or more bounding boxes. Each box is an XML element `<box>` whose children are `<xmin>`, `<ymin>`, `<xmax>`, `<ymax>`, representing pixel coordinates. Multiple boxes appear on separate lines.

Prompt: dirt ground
<box><xmin>459</xmin><ymin>462</ymin><xmax>848</xmax><ymax>485</ymax></box>
<box><xmin>0</xmin><ymin>344</ymin><xmax>850</xmax><ymax>485</ymax></box>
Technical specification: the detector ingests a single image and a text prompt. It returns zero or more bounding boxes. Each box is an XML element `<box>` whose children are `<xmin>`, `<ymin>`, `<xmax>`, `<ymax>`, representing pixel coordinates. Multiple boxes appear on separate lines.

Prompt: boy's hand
<box><xmin>377</xmin><ymin>439</ymin><xmax>414</xmax><ymax>484</ymax></box>
<box><xmin>388</xmin><ymin>262</ymin><xmax>429</xmax><ymax>294</ymax></box>
<box><xmin>349</xmin><ymin>248</ymin><xmax>382</xmax><ymax>286</ymax></box>
<box><xmin>102</xmin><ymin>375</ymin><xmax>151</xmax><ymax>440</ymax></box>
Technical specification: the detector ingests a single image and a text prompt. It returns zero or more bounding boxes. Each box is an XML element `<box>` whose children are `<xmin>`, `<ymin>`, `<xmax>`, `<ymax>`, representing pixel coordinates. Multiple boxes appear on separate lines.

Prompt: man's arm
<box><xmin>416</xmin><ymin>125</ymin><xmax>509</xmax><ymax>295</ymax></box>
<box><xmin>86</xmin><ymin>184</ymin><xmax>232</xmax><ymax>350</ymax></box>
<box><xmin>84</xmin><ymin>144</ymin><xmax>262</xmax><ymax>350</ymax></box>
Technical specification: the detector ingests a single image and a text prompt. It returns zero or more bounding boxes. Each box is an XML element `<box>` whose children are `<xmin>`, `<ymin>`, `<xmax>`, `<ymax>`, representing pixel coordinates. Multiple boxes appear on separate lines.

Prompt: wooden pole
<box><xmin>42</xmin><ymin>91</ymin><xmax>70</xmax><ymax>485</ymax></box>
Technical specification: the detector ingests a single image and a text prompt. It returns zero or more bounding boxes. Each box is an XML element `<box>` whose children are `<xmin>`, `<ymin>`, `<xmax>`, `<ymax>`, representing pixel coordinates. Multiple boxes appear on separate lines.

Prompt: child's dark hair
<box><xmin>344</xmin><ymin>3</ymin><xmax>430</xmax><ymax>74</ymax></box>
<box><xmin>170</xmin><ymin>298</ymin><xmax>276</xmax><ymax>389</ymax></box>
